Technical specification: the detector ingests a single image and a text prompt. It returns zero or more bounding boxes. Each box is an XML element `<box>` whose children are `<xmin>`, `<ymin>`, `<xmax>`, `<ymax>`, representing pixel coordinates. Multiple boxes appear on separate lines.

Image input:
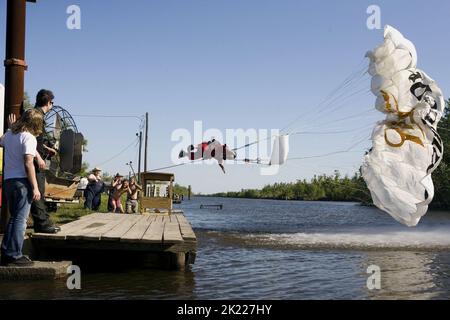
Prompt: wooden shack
<box><xmin>140</xmin><ymin>172</ymin><xmax>174</xmax><ymax>214</ymax></box>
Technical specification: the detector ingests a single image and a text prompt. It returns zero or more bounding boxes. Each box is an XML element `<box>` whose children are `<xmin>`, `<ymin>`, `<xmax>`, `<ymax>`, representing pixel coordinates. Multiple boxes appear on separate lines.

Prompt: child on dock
<box><xmin>111</xmin><ymin>179</ymin><xmax>129</xmax><ymax>213</ymax></box>
<box><xmin>108</xmin><ymin>173</ymin><xmax>123</xmax><ymax>212</ymax></box>
<box><xmin>126</xmin><ymin>176</ymin><xmax>142</xmax><ymax>214</ymax></box>
<box><xmin>0</xmin><ymin>109</ymin><xmax>43</xmax><ymax>267</ymax></box>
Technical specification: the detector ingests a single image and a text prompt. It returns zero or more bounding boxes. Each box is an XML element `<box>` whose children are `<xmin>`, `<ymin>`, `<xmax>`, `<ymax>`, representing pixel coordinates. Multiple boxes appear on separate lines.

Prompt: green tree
<box><xmin>432</xmin><ymin>99</ymin><xmax>450</xmax><ymax>209</ymax></box>
<box><xmin>173</xmin><ymin>184</ymin><xmax>192</xmax><ymax>197</ymax></box>
<box><xmin>23</xmin><ymin>92</ymin><xmax>33</xmax><ymax>110</ymax></box>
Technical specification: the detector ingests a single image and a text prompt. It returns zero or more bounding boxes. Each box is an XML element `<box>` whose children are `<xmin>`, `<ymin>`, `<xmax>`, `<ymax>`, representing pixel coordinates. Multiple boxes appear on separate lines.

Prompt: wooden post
<box><xmin>175</xmin><ymin>252</ymin><xmax>186</xmax><ymax>270</ymax></box>
<box><xmin>144</xmin><ymin>112</ymin><xmax>148</xmax><ymax>172</ymax></box>
<box><xmin>188</xmin><ymin>185</ymin><xmax>191</xmax><ymax>200</ymax></box>
<box><xmin>137</xmin><ymin>131</ymin><xmax>142</xmax><ymax>183</ymax></box>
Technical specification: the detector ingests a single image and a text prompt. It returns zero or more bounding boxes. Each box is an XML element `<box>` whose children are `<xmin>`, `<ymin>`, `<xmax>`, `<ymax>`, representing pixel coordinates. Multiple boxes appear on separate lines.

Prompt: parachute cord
<box><xmin>287</xmin><ymin>134</ymin><xmax>370</xmax><ymax>162</ymax></box>
<box><xmin>284</xmin><ymin>83</ymin><xmax>370</xmax><ymax>136</ymax></box>
<box><xmin>297</xmin><ymin>107</ymin><xmax>377</xmax><ymax>132</ymax></box>
<box><xmin>150</xmin><ymin>131</ymin><xmax>372</xmax><ymax>171</ymax></box>
<box><xmin>234</xmin><ymin>158</ymin><xmax>271</xmax><ymax>166</ymax></box>
<box><xmin>286</xmin><ymin>85</ymin><xmax>371</xmax><ymax>135</ymax></box>
<box><xmin>220</xmin><ymin>61</ymin><xmax>371</xmax><ymax>154</ymax></box>
<box><xmin>289</xmin><ymin>124</ymin><xmax>374</xmax><ymax>137</ymax></box>
<box><xmin>281</xmin><ymin>62</ymin><xmax>368</xmax><ymax>134</ymax></box>
<box><xmin>232</xmin><ymin>136</ymin><xmax>272</xmax><ymax>152</ymax></box>
<box><xmin>231</xmin><ymin>122</ymin><xmax>375</xmax><ymax>155</ymax></box>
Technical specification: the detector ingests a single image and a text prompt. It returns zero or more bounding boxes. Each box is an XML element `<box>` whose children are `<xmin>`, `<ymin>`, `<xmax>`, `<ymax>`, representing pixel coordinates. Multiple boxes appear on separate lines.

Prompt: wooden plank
<box><xmin>174</xmin><ymin>214</ymin><xmax>197</xmax><ymax>241</ymax></box>
<box><xmin>101</xmin><ymin>214</ymin><xmax>143</xmax><ymax>241</ymax></box>
<box><xmin>120</xmin><ymin>216</ymin><xmax>154</xmax><ymax>243</ymax></box>
<box><xmin>32</xmin><ymin>213</ymin><xmax>106</xmax><ymax>240</ymax></box>
<box><xmin>70</xmin><ymin>214</ymin><xmax>129</xmax><ymax>241</ymax></box>
<box><xmin>82</xmin><ymin>214</ymin><xmax>130</xmax><ymax>240</ymax></box>
<box><xmin>65</xmin><ymin>214</ymin><xmax>120</xmax><ymax>239</ymax></box>
<box><xmin>141</xmin><ymin>215</ymin><xmax>165</xmax><ymax>243</ymax></box>
<box><xmin>163</xmin><ymin>215</ymin><xmax>183</xmax><ymax>244</ymax></box>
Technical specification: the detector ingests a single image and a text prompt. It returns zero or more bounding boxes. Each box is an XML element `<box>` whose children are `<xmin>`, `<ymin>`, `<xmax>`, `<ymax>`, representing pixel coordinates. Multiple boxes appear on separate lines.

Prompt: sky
<box><xmin>1</xmin><ymin>0</ymin><xmax>449</xmax><ymax>194</ymax></box>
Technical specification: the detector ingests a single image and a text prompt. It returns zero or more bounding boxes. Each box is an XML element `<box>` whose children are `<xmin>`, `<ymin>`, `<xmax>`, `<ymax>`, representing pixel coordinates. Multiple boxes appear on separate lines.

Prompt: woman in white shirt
<box><xmin>0</xmin><ymin>109</ymin><xmax>43</xmax><ymax>267</ymax></box>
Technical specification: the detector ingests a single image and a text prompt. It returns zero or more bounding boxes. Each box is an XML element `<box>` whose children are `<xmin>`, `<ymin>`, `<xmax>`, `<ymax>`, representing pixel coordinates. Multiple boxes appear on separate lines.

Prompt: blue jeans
<box><xmin>1</xmin><ymin>178</ymin><xmax>33</xmax><ymax>260</ymax></box>
<box><xmin>84</xmin><ymin>182</ymin><xmax>104</xmax><ymax>211</ymax></box>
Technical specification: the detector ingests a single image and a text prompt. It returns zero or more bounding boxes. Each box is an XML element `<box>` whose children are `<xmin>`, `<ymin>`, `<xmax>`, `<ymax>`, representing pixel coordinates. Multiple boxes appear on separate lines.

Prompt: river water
<box><xmin>1</xmin><ymin>196</ymin><xmax>450</xmax><ymax>300</ymax></box>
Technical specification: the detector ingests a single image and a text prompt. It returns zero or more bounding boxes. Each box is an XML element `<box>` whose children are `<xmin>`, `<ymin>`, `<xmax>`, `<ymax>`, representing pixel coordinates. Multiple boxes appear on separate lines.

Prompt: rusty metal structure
<box><xmin>3</xmin><ymin>0</ymin><xmax>35</xmax><ymax>128</ymax></box>
<box><xmin>1</xmin><ymin>0</ymin><xmax>36</xmax><ymax>233</ymax></box>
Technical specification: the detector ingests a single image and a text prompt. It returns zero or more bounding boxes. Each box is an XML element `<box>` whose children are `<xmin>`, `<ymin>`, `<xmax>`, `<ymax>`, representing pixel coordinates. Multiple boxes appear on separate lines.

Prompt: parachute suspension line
<box><xmin>286</xmin><ymin>83</ymin><xmax>371</xmax><ymax>135</ymax></box>
<box><xmin>287</xmin><ymin>98</ymin><xmax>373</xmax><ymax>136</ymax></box>
<box><xmin>289</xmin><ymin>124</ymin><xmax>375</xmax><ymax>137</ymax></box>
<box><xmin>232</xmin><ymin>124</ymin><xmax>373</xmax><ymax>166</ymax></box>
<box><xmin>283</xmin><ymin>77</ymin><xmax>370</xmax><ymax>136</ymax></box>
<box><xmin>317</xmin><ymin>59</ymin><xmax>368</xmax><ymax>103</ymax></box>
<box><xmin>280</xmin><ymin>62</ymin><xmax>368</xmax><ymax>134</ymax></box>
<box><xmin>231</xmin><ymin>120</ymin><xmax>375</xmax><ymax>165</ymax></box>
<box><xmin>227</xmin><ymin>61</ymin><xmax>370</xmax><ymax>155</ymax></box>
<box><xmin>230</xmin><ymin>71</ymin><xmax>370</xmax><ymax>154</ymax></box>
<box><xmin>232</xmin><ymin>136</ymin><xmax>273</xmax><ymax>152</ymax></box>
<box><xmin>287</xmin><ymin>134</ymin><xmax>370</xmax><ymax>162</ymax></box>
<box><xmin>297</xmin><ymin>107</ymin><xmax>378</xmax><ymax>133</ymax></box>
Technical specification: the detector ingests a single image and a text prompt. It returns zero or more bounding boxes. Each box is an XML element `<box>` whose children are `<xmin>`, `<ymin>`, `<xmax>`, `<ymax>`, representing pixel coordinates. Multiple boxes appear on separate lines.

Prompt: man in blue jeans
<box><xmin>84</xmin><ymin>167</ymin><xmax>105</xmax><ymax>211</ymax></box>
<box><xmin>0</xmin><ymin>109</ymin><xmax>43</xmax><ymax>267</ymax></box>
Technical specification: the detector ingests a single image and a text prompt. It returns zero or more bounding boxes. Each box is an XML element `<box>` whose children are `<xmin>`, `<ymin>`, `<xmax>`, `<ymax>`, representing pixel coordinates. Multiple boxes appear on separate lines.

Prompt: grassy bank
<box><xmin>50</xmin><ymin>194</ymin><xmax>117</xmax><ymax>225</ymax></box>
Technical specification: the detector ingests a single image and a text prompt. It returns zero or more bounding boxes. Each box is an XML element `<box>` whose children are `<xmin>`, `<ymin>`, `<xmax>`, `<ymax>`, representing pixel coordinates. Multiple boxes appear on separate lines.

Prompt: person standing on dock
<box><xmin>108</xmin><ymin>173</ymin><xmax>123</xmax><ymax>212</ymax></box>
<box><xmin>30</xmin><ymin>90</ymin><xmax>61</xmax><ymax>234</ymax></box>
<box><xmin>8</xmin><ymin>90</ymin><xmax>61</xmax><ymax>234</ymax></box>
<box><xmin>111</xmin><ymin>179</ymin><xmax>129</xmax><ymax>213</ymax></box>
<box><xmin>126</xmin><ymin>176</ymin><xmax>142</xmax><ymax>214</ymax></box>
<box><xmin>0</xmin><ymin>109</ymin><xmax>44</xmax><ymax>267</ymax></box>
<box><xmin>84</xmin><ymin>167</ymin><xmax>105</xmax><ymax>211</ymax></box>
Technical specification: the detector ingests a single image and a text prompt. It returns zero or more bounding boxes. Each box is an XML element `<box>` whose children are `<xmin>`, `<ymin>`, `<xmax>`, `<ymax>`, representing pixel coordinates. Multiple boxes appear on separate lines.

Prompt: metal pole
<box><xmin>137</xmin><ymin>131</ymin><xmax>142</xmax><ymax>182</ymax></box>
<box><xmin>127</xmin><ymin>161</ymin><xmax>136</xmax><ymax>178</ymax></box>
<box><xmin>144</xmin><ymin>112</ymin><xmax>148</xmax><ymax>172</ymax></box>
<box><xmin>1</xmin><ymin>0</ymin><xmax>31</xmax><ymax>233</ymax></box>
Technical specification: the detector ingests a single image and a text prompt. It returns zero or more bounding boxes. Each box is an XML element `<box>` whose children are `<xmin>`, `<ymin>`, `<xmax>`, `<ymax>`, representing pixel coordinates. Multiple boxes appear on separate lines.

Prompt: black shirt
<box><xmin>35</xmin><ymin>108</ymin><xmax>47</xmax><ymax>157</ymax></box>
<box><xmin>34</xmin><ymin>107</ymin><xmax>55</xmax><ymax>171</ymax></box>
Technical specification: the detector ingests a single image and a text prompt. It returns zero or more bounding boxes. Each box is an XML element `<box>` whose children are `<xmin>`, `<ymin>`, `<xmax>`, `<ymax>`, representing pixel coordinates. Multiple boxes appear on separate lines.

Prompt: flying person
<box><xmin>178</xmin><ymin>139</ymin><xmax>237</xmax><ymax>174</ymax></box>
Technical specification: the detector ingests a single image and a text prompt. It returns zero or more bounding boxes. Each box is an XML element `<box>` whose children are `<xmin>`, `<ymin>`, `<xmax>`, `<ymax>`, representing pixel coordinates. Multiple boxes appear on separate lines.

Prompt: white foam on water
<box><xmin>243</xmin><ymin>227</ymin><xmax>450</xmax><ymax>250</ymax></box>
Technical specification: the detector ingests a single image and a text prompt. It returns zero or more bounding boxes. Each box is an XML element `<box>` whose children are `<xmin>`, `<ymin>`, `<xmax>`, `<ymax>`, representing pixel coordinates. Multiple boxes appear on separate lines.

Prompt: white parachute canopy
<box><xmin>270</xmin><ymin>135</ymin><xmax>290</xmax><ymax>166</ymax></box>
<box><xmin>362</xmin><ymin>25</ymin><xmax>445</xmax><ymax>227</ymax></box>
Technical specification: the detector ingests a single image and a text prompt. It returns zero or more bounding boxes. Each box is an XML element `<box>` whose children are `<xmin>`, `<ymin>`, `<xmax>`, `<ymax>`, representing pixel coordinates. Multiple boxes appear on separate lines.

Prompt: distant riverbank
<box><xmin>202</xmin><ymin>172</ymin><xmax>372</xmax><ymax>204</ymax></box>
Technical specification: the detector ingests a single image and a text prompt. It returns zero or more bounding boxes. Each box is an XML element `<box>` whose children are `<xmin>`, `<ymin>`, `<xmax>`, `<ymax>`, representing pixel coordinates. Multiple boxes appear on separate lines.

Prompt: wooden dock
<box><xmin>31</xmin><ymin>212</ymin><xmax>197</xmax><ymax>269</ymax></box>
